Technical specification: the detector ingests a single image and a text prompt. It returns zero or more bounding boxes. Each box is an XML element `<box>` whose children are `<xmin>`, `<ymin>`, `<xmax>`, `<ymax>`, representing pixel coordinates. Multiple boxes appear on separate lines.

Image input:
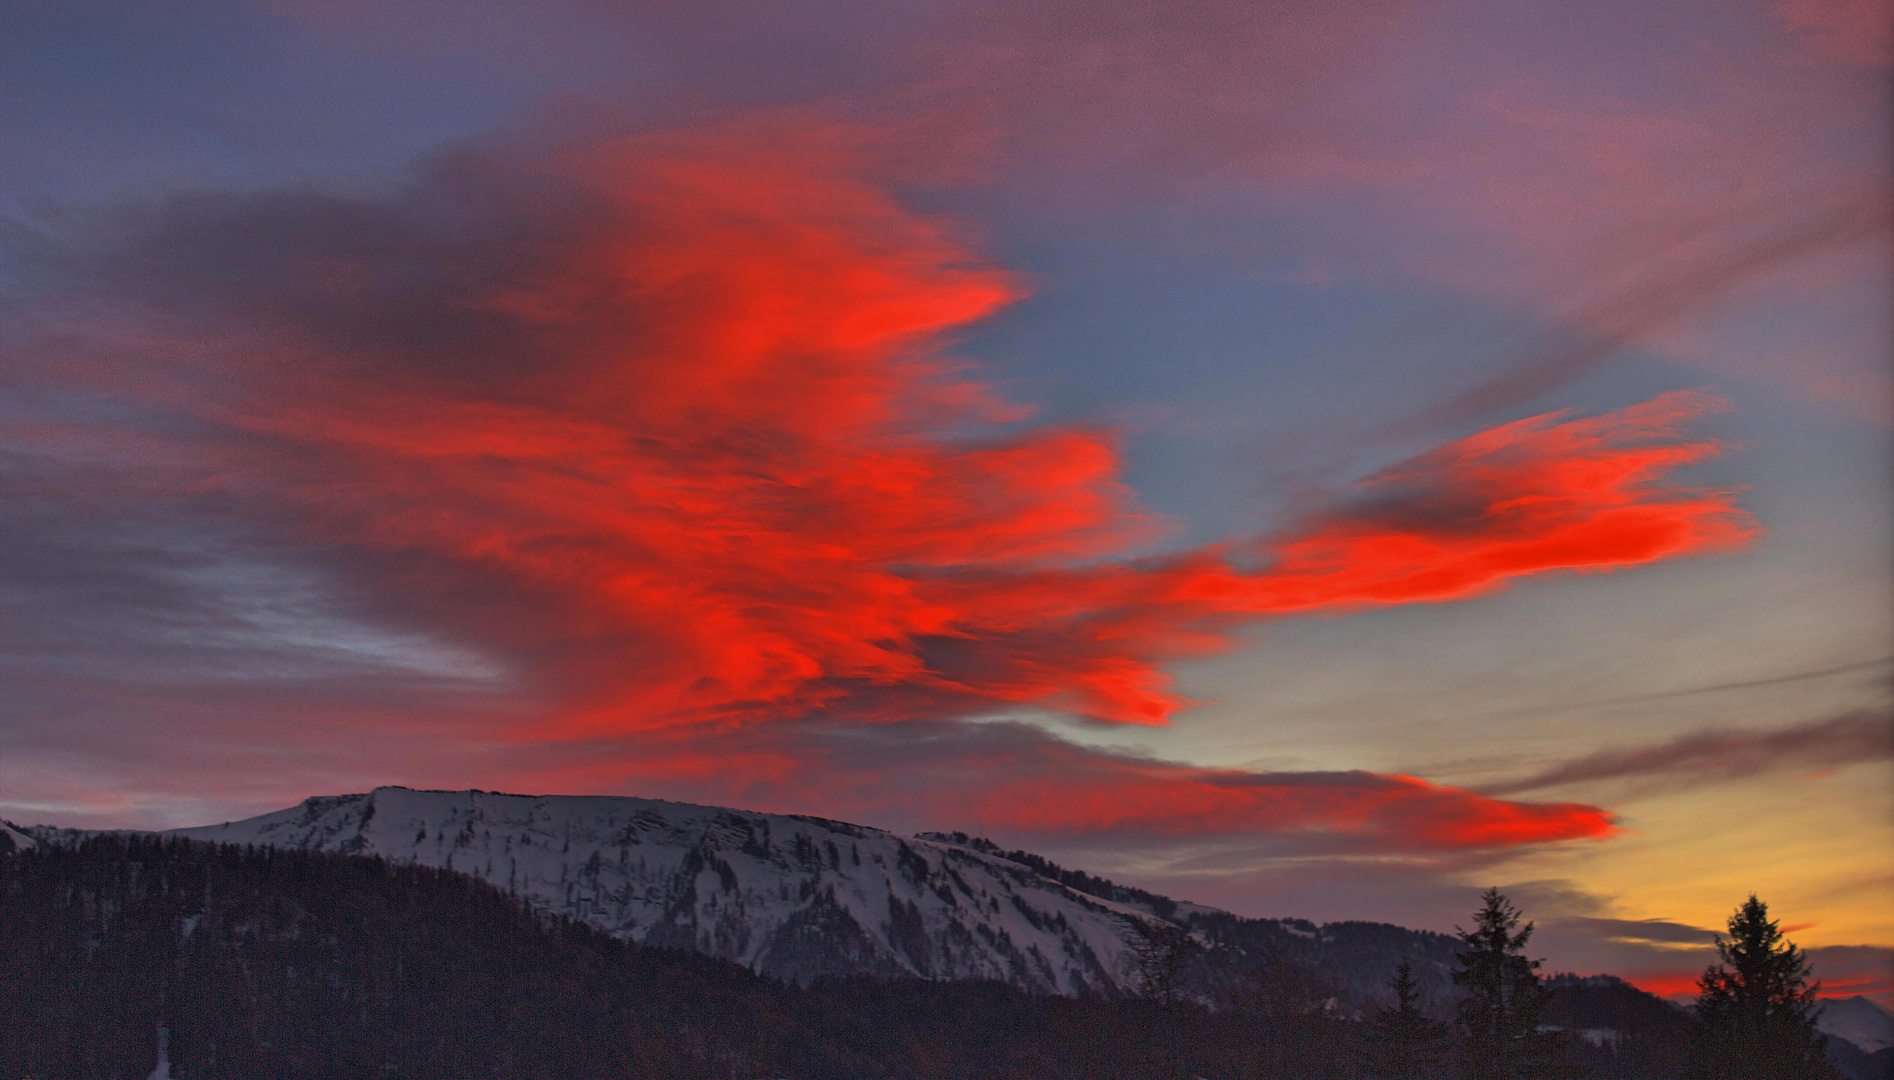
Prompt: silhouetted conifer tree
<box><xmin>1452</xmin><ymin>888</ymin><xmax>1562</xmax><ymax>1080</ymax></box>
<box><xmin>1688</xmin><ymin>895</ymin><xmax>1838</xmax><ymax>1080</ymax></box>
<box><xmin>1362</xmin><ymin>958</ymin><xmax>1447</xmax><ymax>1079</ymax></box>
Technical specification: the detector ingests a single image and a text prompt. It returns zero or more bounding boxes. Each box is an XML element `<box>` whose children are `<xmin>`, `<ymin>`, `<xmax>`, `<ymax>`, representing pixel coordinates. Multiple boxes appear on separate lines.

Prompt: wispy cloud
<box><xmin>1484</xmin><ymin>710</ymin><xmax>1894</xmax><ymax>796</ymax></box>
<box><xmin>1462</xmin><ymin>658</ymin><xmax>1894</xmax><ymax>720</ymax></box>
<box><xmin>1562</xmin><ymin>916</ymin><xmax>1721</xmax><ymax>947</ymax></box>
<box><xmin>1387</xmin><ymin>192</ymin><xmax>1892</xmax><ymax>436</ymax></box>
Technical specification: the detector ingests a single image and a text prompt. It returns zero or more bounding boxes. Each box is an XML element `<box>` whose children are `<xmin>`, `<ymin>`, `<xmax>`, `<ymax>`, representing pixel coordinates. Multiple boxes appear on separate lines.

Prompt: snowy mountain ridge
<box><xmin>14</xmin><ymin>787</ymin><xmax>1510</xmax><ymax>1012</ymax></box>
<box><xmin>61</xmin><ymin>786</ymin><xmax>1167</xmax><ymax>994</ymax></box>
<box><xmin>1818</xmin><ymin>995</ymin><xmax>1894</xmax><ymax>1055</ymax></box>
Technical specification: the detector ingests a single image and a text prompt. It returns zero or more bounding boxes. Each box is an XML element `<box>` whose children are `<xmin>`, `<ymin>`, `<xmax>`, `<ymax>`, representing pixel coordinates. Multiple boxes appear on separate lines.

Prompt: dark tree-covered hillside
<box><xmin>2</xmin><ymin>838</ymin><xmax>1834</xmax><ymax>1080</ymax></box>
<box><xmin>0</xmin><ymin>837</ymin><xmax>1363</xmax><ymax>1079</ymax></box>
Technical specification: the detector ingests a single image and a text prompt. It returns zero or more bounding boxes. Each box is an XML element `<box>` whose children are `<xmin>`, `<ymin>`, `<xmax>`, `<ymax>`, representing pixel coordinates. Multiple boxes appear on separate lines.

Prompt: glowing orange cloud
<box><xmin>949</xmin><ymin>768</ymin><xmax>1613</xmax><ymax>846</ymax></box>
<box><xmin>1616</xmin><ymin>947</ymin><xmax>1891</xmax><ymax>1008</ymax></box>
<box><xmin>43</xmin><ymin>122</ymin><xmax>1755</xmax><ymax>738</ymax></box>
<box><xmin>503</xmin><ymin>717</ymin><xmax>1616</xmax><ymax>851</ymax></box>
<box><xmin>1242</xmin><ymin>390</ymin><xmax>1755</xmax><ymax>611</ymax></box>
<box><xmin>1622</xmin><ymin>972</ymin><xmax>1705</xmax><ymax>1001</ymax></box>
<box><xmin>18</xmin><ymin>121</ymin><xmax>1753</xmax><ymax>850</ymax></box>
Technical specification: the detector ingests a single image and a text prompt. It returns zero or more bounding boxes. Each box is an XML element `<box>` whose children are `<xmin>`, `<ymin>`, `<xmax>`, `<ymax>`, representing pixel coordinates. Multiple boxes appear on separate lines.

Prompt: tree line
<box><xmin>1353</xmin><ymin>887</ymin><xmax>1842</xmax><ymax>1080</ymax></box>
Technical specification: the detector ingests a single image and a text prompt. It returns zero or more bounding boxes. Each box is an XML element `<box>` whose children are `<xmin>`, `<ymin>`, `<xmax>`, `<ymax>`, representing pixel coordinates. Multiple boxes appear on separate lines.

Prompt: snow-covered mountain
<box><xmin>22</xmin><ymin>786</ymin><xmax>1469</xmax><ymax>1004</ymax></box>
<box><xmin>1819</xmin><ymin>995</ymin><xmax>1894</xmax><ymax>1055</ymax></box>
<box><xmin>143</xmin><ymin>787</ymin><xmax>1159</xmax><ymax>994</ymax></box>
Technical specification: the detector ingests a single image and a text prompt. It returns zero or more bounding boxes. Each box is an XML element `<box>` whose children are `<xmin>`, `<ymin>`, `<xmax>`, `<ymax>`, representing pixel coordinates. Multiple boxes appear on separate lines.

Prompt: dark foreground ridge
<box><xmin>3</xmin><ymin>835</ymin><xmax>1352</xmax><ymax>1080</ymax></box>
<box><xmin>13</xmin><ymin>836</ymin><xmax>1880</xmax><ymax>1079</ymax></box>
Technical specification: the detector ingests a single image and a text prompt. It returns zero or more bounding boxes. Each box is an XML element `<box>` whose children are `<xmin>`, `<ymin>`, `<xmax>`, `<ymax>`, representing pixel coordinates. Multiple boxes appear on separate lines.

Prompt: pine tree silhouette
<box><xmin>1361</xmin><ymin>958</ymin><xmax>1447</xmax><ymax>1079</ymax></box>
<box><xmin>1688</xmin><ymin>894</ymin><xmax>1838</xmax><ymax>1080</ymax></box>
<box><xmin>1452</xmin><ymin>888</ymin><xmax>1562</xmax><ymax>1080</ymax></box>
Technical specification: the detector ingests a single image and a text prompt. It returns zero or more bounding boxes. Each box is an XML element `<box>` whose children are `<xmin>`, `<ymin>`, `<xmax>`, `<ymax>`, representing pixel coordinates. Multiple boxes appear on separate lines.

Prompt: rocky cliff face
<box><xmin>160</xmin><ymin>786</ymin><xmax>1154</xmax><ymax>994</ymax></box>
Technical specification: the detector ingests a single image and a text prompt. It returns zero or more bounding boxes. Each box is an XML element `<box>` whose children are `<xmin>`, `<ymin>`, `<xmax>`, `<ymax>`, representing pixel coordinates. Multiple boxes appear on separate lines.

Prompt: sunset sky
<box><xmin>2</xmin><ymin>0</ymin><xmax>1889</xmax><ymax>1003</ymax></box>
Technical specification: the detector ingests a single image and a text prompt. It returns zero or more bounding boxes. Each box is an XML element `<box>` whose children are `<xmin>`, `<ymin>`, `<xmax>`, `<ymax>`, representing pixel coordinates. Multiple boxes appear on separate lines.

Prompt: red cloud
<box><xmin>1241</xmin><ymin>390</ymin><xmax>1755</xmax><ymax>612</ymax></box>
<box><xmin>1621</xmin><ymin>971</ymin><xmax>1705</xmax><ymax>1001</ymax></box>
<box><xmin>950</xmin><ymin>768</ymin><xmax>1613</xmax><ymax>847</ymax></box>
<box><xmin>29</xmin><ymin>122</ymin><xmax>1756</xmax><ymax>737</ymax></box>
<box><xmin>501</xmin><ymin>717</ymin><xmax>1615</xmax><ymax>851</ymax></box>
<box><xmin>15</xmin><ymin>121</ymin><xmax>1753</xmax><ymax>851</ymax></box>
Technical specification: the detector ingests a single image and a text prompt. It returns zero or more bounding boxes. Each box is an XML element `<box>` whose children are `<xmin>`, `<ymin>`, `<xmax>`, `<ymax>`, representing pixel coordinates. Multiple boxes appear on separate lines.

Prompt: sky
<box><xmin>2</xmin><ymin>0</ymin><xmax>1890</xmax><ymax>1004</ymax></box>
